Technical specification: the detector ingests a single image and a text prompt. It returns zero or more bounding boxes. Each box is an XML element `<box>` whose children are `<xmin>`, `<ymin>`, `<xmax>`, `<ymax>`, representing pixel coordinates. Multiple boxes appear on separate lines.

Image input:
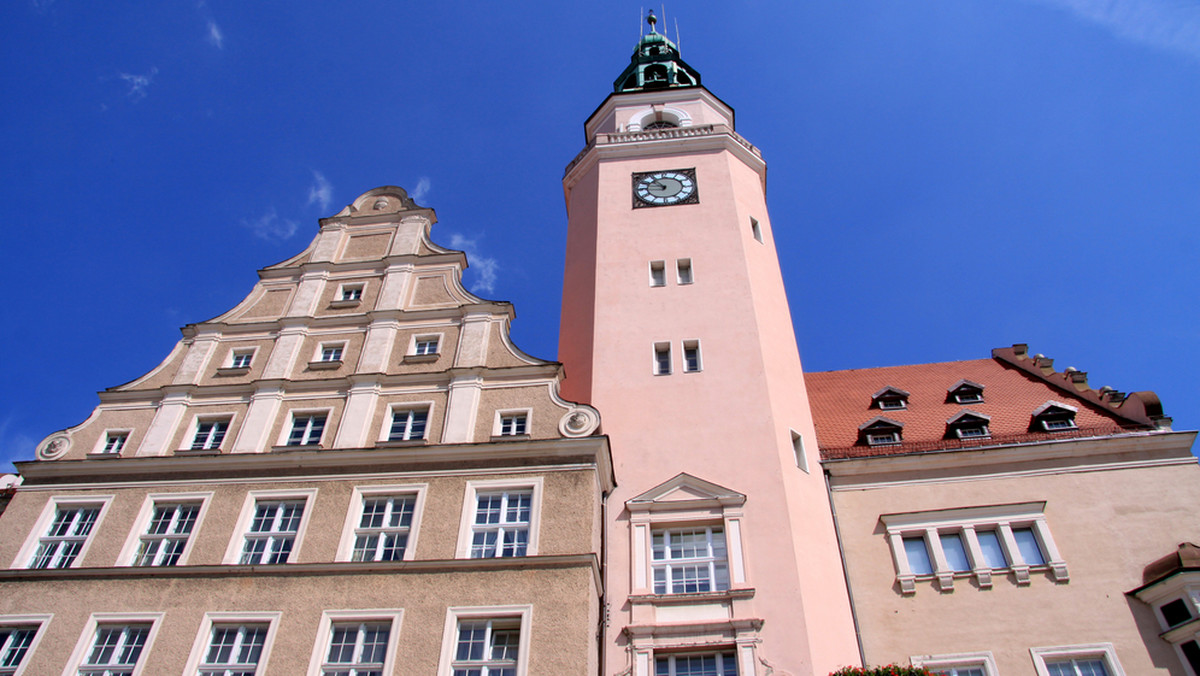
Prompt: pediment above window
<box><xmin>627</xmin><ymin>473</ymin><xmax>746</xmax><ymax>513</ymax></box>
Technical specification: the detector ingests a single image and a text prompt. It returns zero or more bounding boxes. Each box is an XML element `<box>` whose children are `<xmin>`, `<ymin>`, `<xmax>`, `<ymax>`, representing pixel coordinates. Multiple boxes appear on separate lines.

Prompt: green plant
<box><xmin>830</xmin><ymin>666</ymin><xmax>935</xmax><ymax>676</ymax></box>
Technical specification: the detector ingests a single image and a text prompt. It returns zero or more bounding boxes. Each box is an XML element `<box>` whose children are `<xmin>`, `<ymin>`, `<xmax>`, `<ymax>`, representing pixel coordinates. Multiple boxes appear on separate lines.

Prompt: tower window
<box><xmin>644</xmin><ymin>120</ymin><xmax>678</xmax><ymax>130</ymax></box>
<box><xmin>654</xmin><ymin>343</ymin><xmax>672</xmax><ymax>375</ymax></box>
<box><xmin>750</xmin><ymin>217</ymin><xmax>763</xmax><ymax>243</ymax></box>
<box><xmin>683</xmin><ymin>340</ymin><xmax>702</xmax><ymax>373</ymax></box>
<box><xmin>650</xmin><ymin>261</ymin><xmax>666</xmax><ymax>287</ymax></box>
<box><xmin>676</xmin><ymin>258</ymin><xmax>693</xmax><ymax>284</ymax></box>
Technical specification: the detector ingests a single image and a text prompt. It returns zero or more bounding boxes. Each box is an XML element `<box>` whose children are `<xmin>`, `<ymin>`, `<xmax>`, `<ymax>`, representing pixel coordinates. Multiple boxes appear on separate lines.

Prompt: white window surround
<box><xmin>910</xmin><ymin>651</ymin><xmax>998</xmax><ymax>676</ymax></box>
<box><xmin>629</xmin><ymin>629</ymin><xmax>759</xmax><ymax>676</ymax></box>
<box><xmin>305</xmin><ymin>609</ymin><xmax>404</xmax><ymax>676</ymax></box>
<box><xmin>92</xmin><ymin>430</ymin><xmax>132</xmax><ymax>456</ymax></box>
<box><xmin>317</xmin><ymin>342</ymin><xmax>346</xmax><ymax>363</ymax></box>
<box><xmin>882</xmin><ymin>502</ymin><xmax>1068</xmax><ymax>594</ymax></box>
<box><xmin>682</xmin><ymin>340</ymin><xmax>702</xmax><ymax>373</ymax></box>
<box><xmin>0</xmin><ymin>614</ymin><xmax>52</xmax><ymax>676</ymax></box>
<box><xmin>455</xmin><ymin>479</ymin><xmax>542</xmax><ymax>559</ymax></box>
<box><xmin>492</xmin><ymin>409</ymin><xmax>531</xmax><ymax>438</ymax></box>
<box><xmin>654</xmin><ymin>342</ymin><xmax>672</xmax><ymax>376</ymax></box>
<box><xmin>337</xmin><ymin>282</ymin><xmax>366</xmax><ymax>302</ymax></box>
<box><xmin>378</xmin><ymin>403</ymin><xmax>436</xmax><ymax>443</ymax></box>
<box><xmin>278</xmin><ymin>409</ymin><xmax>333</xmax><ymax>448</ymax></box>
<box><xmin>655</xmin><ymin>651</ymin><xmax>740</xmax><ymax>676</ymax></box>
<box><xmin>408</xmin><ymin>333</ymin><xmax>444</xmax><ymax>356</ymax></box>
<box><xmin>116</xmin><ymin>492</ymin><xmax>213</xmax><ymax>567</ymax></box>
<box><xmin>228</xmin><ymin>348</ymin><xmax>256</xmax><ymax>369</ymax></box>
<box><xmin>62</xmin><ymin>612</ymin><xmax>163</xmax><ymax>676</ymax></box>
<box><xmin>222</xmin><ymin>489</ymin><xmax>318</xmax><ymax>565</ymax></box>
<box><xmin>13</xmin><ymin>495</ymin><xmax>114</xmax><ymax>570</ymax></box>
<box><xmin>181</xmin><ymin>612</ymin><xmax>281</xmax><ymax>676</ymax></box>
<box><xmin>627</xmin><ymin>474</ymin><xmax>749</xmax><ymax>597</ymax></box>
<box><xmin>436</xmin><ymin>605</ymin><xmax>532</xmax><ymax>676</ymax></box>
<box><xmin>184</xmin><ymin>414</ymin><xmax>236</xmax><ymax>451</ymax></box>
<box><xmin>335</xmin><ymin>485</ymin><xmax>427</xmax><ymax>562</ymax></box>
<box><xmin>1029</xmin><ymin>643</ymin><xmax>1126</xmax><ymax>676</ymax></box>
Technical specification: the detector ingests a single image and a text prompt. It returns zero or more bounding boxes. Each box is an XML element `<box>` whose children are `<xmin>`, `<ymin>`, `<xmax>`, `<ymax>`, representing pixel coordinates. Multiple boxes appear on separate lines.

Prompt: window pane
<box><xmin>1013</xmin><ymin>527</ymin><xmax>1045</xmax><ymax>565</ymax></box>
<box><xmin>976</xmin><ymin>530</ymin><xmax>1007</xmax><ymax>568</ymax></box>
<box><xmin>903</xmin><ymin>537</ymin><xmax>933</xmax><ymax>575</ymax></box>
<box><xmin>940</xmin><ymin>533</ymin><xmax>970</xmax><ymax>572</ymax></box>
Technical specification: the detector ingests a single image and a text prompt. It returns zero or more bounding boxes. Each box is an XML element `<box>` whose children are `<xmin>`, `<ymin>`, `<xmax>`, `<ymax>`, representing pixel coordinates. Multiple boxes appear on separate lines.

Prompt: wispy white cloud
<box><xmin>242</xmin><ymin>208</ymin><xmax>298</xmax><ymax>241</ymax></box>
<box><xmin>1024</xmin><ymin>0</ymin><xmax>1200</xmax><ymax>60</ymax></box>
<box><xmin>450</xmin><ymin>234</ymin><xmax>499</xmax><ymax>295</ymax></box>
<box><xmin>119</xmin><ymin>67</ymin><xmax>158</xmax><ymax>101</ymax></box>
<box><xmin>206</xmin><ymin>20</ymin><xmax>224</xmax><ymax>49</ymax></box>
<box><xmin>411</xmin><ymin>177</ymin><xmax>432</xmax><ymax>203</ymax></box>
<box><xmin>307</xmin><ymin>171</ymin><xmax>333</xmax><ymax>212</ymax></box>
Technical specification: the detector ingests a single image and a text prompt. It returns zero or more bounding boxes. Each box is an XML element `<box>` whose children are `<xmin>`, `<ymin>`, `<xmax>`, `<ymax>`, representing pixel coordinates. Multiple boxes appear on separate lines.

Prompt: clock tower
<box><xmin>559</xmin><ymin>14</ymin><xmax>861</xmax><ymax>676</ymax></box>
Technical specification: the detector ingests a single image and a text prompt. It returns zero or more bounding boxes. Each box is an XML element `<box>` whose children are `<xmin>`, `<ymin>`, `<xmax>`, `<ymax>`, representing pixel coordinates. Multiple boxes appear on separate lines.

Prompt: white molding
<box><xmin>0</xmin><ymin>614</ymin><xmax>53</xmax><ymax>676</ymax></box>
<box><xmin>12</xmin><ymin>495</ymin><xmax>114</xmax><ymax>570</ymax></box>
<box><xmin>455</xmin><ymin>478</ymin><xmax>543</xmax><ymax>559</ymax></box>
<box><xmin>60</xmin><ymin>612</ymin><xmax>164</xmax><ymax>676</ymax></box>
<box><xmin>378</xmin><ymin>401</ymin><xmax>436</xmax><ymax>443</ymax></box>
<box><xmin>1029</xmin><ymin>643</ymin><xmax>1126</xmax><ymax>676</ymax></box>
<box><xmin>492</xmin><ymin>408</ymin><xmax>532</xmax><ymax>438</ymax></box>
<box><xmin>222</xmin><ymin>488</ymin><xmax>319</xmax><ymax>565</ymax></box>
<box><xmin>911</xmin><ymin>650</ymin><xmax>998</xmax><ymax>676</ymax></box>
<box><xmin>91</xmin><ymin>429</ymin><xmax>132</xmax><ymax>456</ymax></box>
<box><xmin>335</xmin><ymin>484</ymin><xmax>428</xmax><ymax>562</ymax></box>
<box><xmin>115</xmin><ymin>491</ymin><xmax>214</xmax><ymax>567</ymax></box>
<box><xmin>305</xmin><ymin>609</ymin><xmax>404</xmax><ymax>676</ymax></box>
<box><xmin>436</xmin><ymin>605</ymin><xmax>532</xmax><ymax>676</ymax></box>
<box><xmin>276</xmin><ymin>407</ymin><xmax>334</xmax><ymax>448</ymax></box>
<box><xmin>180</xmin><ymin>412</ymin><xmax>237</xmax><ymax>452</ymax></box>
<box><xmin>182</xmin><ymin>611</ymin><xmax>282</xmax><ymax>676</ymax></box>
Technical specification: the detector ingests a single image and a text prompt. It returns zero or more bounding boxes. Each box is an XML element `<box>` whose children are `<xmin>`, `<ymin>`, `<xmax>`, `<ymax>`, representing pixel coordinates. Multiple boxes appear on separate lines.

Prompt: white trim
<box><xmin>649</xmin><ymin>260</ymin><xmax>667</xmax><ymax>287</ymax></box>
<box><xmin>653</xmin><ymin>342</ymin><xmax>672</xmax><ymax>376</ymax></box>
<box><xmin>436</xmin><ymin>605</ymin><xmax>532</xmax><ymax>676</ymax></box>
<box><xmin>0</xmin><ymin>614</ymin><xmax>53</xmax><ymax>676</ymax></box>
<box><xmin>1029</xmin><ymin>643</ymin><xmax>1126</xmax><ymax>676</ymax></box>
<box><xmin>182</xmin><ymin>413</ymin><xmax>237</xmax><ymax>452</ymax></box>
<box><xmin>13</xmin><ymin>495</ymin><xmax>114</xmax><ymax>570</ymax></box>
<box><xmin>682</xmin><ymin>339</ymin><xmax>702</xmax><ymax>373</ymax></box>
<box><xmin>492</xmin><ymin>409</ymin><xmax>532</xmax><ymax>438</ymax></box>
<box><xmin>222</xmin><ymin>488</ymin><xmax>319</xmax><ymax>564</ymax></box>
<box><xmin>408</xmin><ymin>333</ymin><xmax>444</xmax><ymax>356</ymax></box>
<box><xmin>337</xmin><ymin>281</ymin><xmax>367</xmax><ymax>302</ymax></box>
<box><xmin>455</xmin><ymin>478</ymin><xmax>543</xmax><ymax>559</ymax></box>
<box><xmin>315</xmin><ymin>341</ymin><xmax>347</xmax><ymax>363</ymax></box>
<box><xmin>675</xmin><ymin>258</ymin><xmax>693</xmax><ymax>285</ymax></box>
<box><xmin>305</xmin><ymin>609</ymin><xmax>404</xmax><ymax>676</ymax></box>
<box><xmin>116</xmin><ymin>491</ymin><xmax>213</xmax><ymax>567</ymax></box>
<box><xmin>227</xmin><ymin>347</ymin><xmax>258</xmax><ymax>369</ymax></box>
<box><xmin>60</xmin><ymin>612</ymin><xmax>164</xmax><ymax>676</ymax></box>
<box><xmin>182</xmin><ymin>611</ymin><xmax>281</xmax><ymax>676</ymax></box>
<box><xmin>379</xmin><ymin>402</ymin><xmax>435</xmax><ymax>443</ymax></box>
<box><xmin>335</xmin><ymin>484</ymin><xmax>428</xmax><ymax>562</ymax></box>
<box><xmin>91</xmin><ymin>429</ymin><xmax>132</xmax><ymax>456</ymax></box>
<box><xmin>911</xmin><ymin>650</ymin><xmax>998</xmax><ymax>676</ymax></box>
<box><xmin>278</xmin><ymin>408</ymin><xmax>333</xmax><ymax>448</ymax></box>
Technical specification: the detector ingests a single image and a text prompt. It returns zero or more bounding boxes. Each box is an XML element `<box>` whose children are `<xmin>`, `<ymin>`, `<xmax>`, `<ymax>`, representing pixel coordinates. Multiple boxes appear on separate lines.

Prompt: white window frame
<box><xmin>954</xmin><ymin>391</ymin><xmax>984</xmax><ymax>404</ymax></box>
<box><xmin>317</xmin><ymin>342</ymin><xmax>346</xmax><ymax>363</ymax></box>
<box><xmin>436</xmin><ymin>605</ymin><xmax>532</xmax><ymax>676</ymax></box>
<box><xmin>654</xmin><ymin>651</ymin><xmax>740</xmax><ymax>676</ymax></box>
<box><xmin>13</xmin><ymin>496</ymin><xmax>113</xmax><ymax>570</ymax></box>
<box><xmin>92</xmin><ymin>430</ymin><xmax>131</xmax><ymax>456</ymax></box>
<box><xmin>882</xmin><ymin>502</ymin><xmax>1068</xmax><ymax>593</ymax></box>
<box><xmin>653</xmin><ymin>342</ymin><xmax>672</xmax><ymax>376</ymax></box>
<box><xmin>911</xmin><ymin>651</ymin><xmax>998</xmax><ymax>676</ymax></box>
<box><xmin>1029</xmin><ymin>643</ymin><xmax>1126</xmax><ymax>676</ymax></box>
<box><xmin>877</xmin><ymin>398</ymin><xmax>906</xmax><ymax>411</ymax></box>
<box><xmin>682</xmin><ymin>340</ymin><xmax>702</xmax><ymax>373</ymax></box>
<box><xmin>649</xmin><ymin>260</ymin><xmax>667</xmax><ymax>287</ymax></box>
<box><xmin>335</xmin><ymin>484</ymin><xmax>427</xmax><ymax>562</ymax></box>
<box><xmin>117</xmin><ymin>492</ymin><xmax>212</xmax><ymax>567</ymax></box>
<box><xmin>186</xmin><ymin>415</ymin><xmax>235</xmax><ymax>451</ymax></box>
<box><xmin>408</xmin><ymin>333</ymin><xmax>444</xmax><ymax>357</ymax></box>
<box><xmin>866</xmin><ymin>430</ymin><xmax>901</xmax><ymax>446</ymax></box>
<box><xmin>280</xmin><ymin>409</ymin><xmax>332</xmax><ymax>448</ymax></box>
<box><xmin>381</xmin><ymin>404</ymin><xmax>433</xmax><ymax>443</ymax></box>
<box><xmin>337</xmin><ymin>282</ymin><xmax>366</xmax><ymax>302</ymax></box>
<box><xmin>305</xmin><ymin>609</ymin><xmax>404</xmax><ymax>676</ymax></box>
<box><xmin>223</xmin><ymin>489</ymin><xmax>318</xmax><ymax>565</ymax></box>
<box><xmin>493</xmin><ymin>409</ymin><xmax>531</xmax><ymax>438</ymax></box>
<box><xmin>456</xmin><ymin>479</ymin><xmax>542</xmax><ymax>559</ymax></box>
<box><xmin>228</xmin><ymin>349</ymin><xmax>256</xmax><ymax>369</ymax></box>
<box><xmin>62</xmin><ymin>612</ymin><xmax>163</xmax><ymax>676</ymax></box>
<box><xmin>676</xmin><ymin>258</ymin><xmax>693</xmax><ymax>285</ymax></box>
<box><xmin>182</xmin><ymin>612</ymin><xmax>281</xmax><ymax>676</ymax></box>
<box><xmin>0</xmin><ymin>615</ymin><xmax>51</xmax><ymax>676</ymax></box>
<box><xmin>651</xmin><ymin>525</ymin><xmax>731</xmax><ymax>595</ymax></box>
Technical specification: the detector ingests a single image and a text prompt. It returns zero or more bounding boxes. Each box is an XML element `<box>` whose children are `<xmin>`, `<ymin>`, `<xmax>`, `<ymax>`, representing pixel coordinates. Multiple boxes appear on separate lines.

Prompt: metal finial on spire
<box><xmin>647</xmin><ymin>9</ymin><xmax>657</xmax><ymax>33</ymax></box>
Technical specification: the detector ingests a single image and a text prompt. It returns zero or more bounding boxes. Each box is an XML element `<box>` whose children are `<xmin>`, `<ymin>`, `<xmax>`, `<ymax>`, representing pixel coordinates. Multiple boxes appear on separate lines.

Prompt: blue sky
<box><xmin>2</xmin><ymin>1</ymin><xmax>1198</xmax><ymax>471</ymax></box>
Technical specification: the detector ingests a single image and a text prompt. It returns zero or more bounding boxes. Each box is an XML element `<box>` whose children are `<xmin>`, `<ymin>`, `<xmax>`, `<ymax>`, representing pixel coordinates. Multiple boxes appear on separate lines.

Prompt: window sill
<box><xmin>329</xmin><ymin>299</ymin><xmax>362</xmax><ymax>309</ymax></box>
<box><xmin>375</xmin><ymin>439</ymin><xmax>428</xmax><ymax>449</ymax></box>
<box><xmin>899</xmin><ymin>562</ymin><xmax>1067</xmax><ymax>594</ymax></box>
<box><xmin>271</xmin><ymin>444</ymin><xmax>324</xmax><ymax>452</ymax></box>
<box><xmin>174</xmin><ymin>448</ymin><xmax>222</xmax><ymax>456</ymax></box>
<box><xmin>86</xmin><ymin>452</ymin><xmax>123</xmax><ymax>460</ymax></box>
<box><xmin>491</xmin><ymin>434</ymin><xmax>531</xmax><ymax>441</ymax></box>
<box><xmin>307</xmin><ymin>360</ymin><xmax>343</xmax><ymax>370</ymax></box>
<box><xmin>402</xmin><ymin>354</ymin><xmax>440</xmax><ymax>364</ymax></box>
<box><xmin>629</xmin><ymin>588</ymin><xmax>756</xmax><ymax>605</ymax></box>
<box><xmin>215</xmin><ymin>366</ymin><xmax>251</xmax><ymax>376</ymax></box>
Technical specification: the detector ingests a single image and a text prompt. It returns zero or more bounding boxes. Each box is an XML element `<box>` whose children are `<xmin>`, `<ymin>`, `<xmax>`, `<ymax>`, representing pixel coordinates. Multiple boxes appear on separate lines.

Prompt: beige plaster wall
<box><xmin>61</xmin><ymin>407</ymin><xmax>158</xmax><ymax>461</ymax></box>
<box><xmin>387</xmin><ymin>326</ymin><xmax>460</xmax><ymax>375</ymax></box>
<box><xmin>265</xmin><ymin>397</ymin><xmax>347</xmax><ymax>449</ymax></box>
<box><xmin>368</xmin><ymin>391</ymin><xmax>450</xmax><ymax>446</ymax></box>
<box><xmin>313</xmin><ymin>274</ymin><xmax>382</xmax><ymax>318</ymax></box>
<box><xmin>164</xmin><ymin>402</ymin><xmax>250</xmax><ymax>453</ymax></box>
<box><xmin>832</xmin><ymin>460</ymin><xmax>1200</xmax><ymax>674</ymax></box>
<box><xmin>291</xmin><ymin>333</ymin><xmax>368</xmax><ymax>381</ymax></box>
<box><xmin>235</xmin><ymin>288</ymin><xmax>293</xmax><ymax>321</ymax></box>
<box><xmin>474</xmin><ymin>386</ymin><xmax>563</xmax><ymax>440</ymax></box>
<box><xmin>340</xmin><ymin>232</ymin><xmax>392</xmax><ymax>261</ymax></box>
<box><xmin>200</xmin><ymin>338</ymin><xmax>276</xmax><ymax>385</ymax></box>
<box><xmin>485</xmin><ymin>323</ymin><xmax>538</xmax><ymax>368</ymax></box>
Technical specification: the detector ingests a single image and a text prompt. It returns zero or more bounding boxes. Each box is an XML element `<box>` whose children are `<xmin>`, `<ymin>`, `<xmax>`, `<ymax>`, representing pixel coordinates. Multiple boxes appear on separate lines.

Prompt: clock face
<box><xmin>632</xmin><ymin>169</ymin><xmax>698</xmax><ymax>208</ymax></box>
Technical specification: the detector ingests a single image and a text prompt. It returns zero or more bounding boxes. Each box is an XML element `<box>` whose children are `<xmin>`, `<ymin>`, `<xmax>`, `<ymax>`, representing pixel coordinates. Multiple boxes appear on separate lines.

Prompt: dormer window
<box><xmin>1032</xmin><ymin>401</ymin><xmax>1078</xmax><ymax>432</ymax></box>
<box><xmin>947</xmin><ymin>410</ymin><xmax>991</xmax><ymax>440</ymax></box>
<box><xmin>859</xmin><ymin>417</ymin><xmax>903</xmax><ymax>447</ymax></box>
<box><xmin>948</xmin><ymin>379</ymin><xmax>985</xmax><ymax>405</ymax></box>
<box><xmin>871</xmin><ymin>387</ymin><xmax>910</xmax><ymax>411</ymax></box>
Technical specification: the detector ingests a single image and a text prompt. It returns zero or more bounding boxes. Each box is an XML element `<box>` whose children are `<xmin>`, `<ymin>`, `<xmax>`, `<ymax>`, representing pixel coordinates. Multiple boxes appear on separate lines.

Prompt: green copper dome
<box><xmin>613</xmin><ymin>11</ymin><xmax>701</xmax><ymax>93</ymax></box>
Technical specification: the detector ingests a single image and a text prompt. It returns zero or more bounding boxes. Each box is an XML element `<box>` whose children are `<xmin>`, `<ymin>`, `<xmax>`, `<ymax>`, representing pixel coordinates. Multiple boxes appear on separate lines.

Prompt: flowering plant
<box><xmin>830</xmin><ymin>666</ymin><xmax>935</xmax><ymax>676</ymax></box>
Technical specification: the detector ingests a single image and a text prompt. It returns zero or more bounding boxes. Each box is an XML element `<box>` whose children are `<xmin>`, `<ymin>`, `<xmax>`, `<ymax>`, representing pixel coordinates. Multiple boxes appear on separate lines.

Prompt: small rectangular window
<box><xmin>340</xmin><ymin>284</ymin><xmax>364</xmax><ymax>302</ymax></box>
<box><xmin>954</xmin><ymin>392</ymin><xmax>984</xmax><ymax>404</ymax></box>
<box><xmin>683</xmin><ymin>340</ymin><xmax>701</xmax><ymax>373</ymax></box>
<box><xmin>287</xmin><ymin>414</ymin><xmax>327</xmax><ymax>446</ymax></box>
<box><xmin>498</xmin><ymin>414</ymin><xmax>527</xmax><ymax>437</ymax></box>
<box><xmin>791</xmin><ymin>430</ymin><xmax>809</xmax><ymax>473</ymax></box>
<box><xmin>1013</xmin><ymin>527</ymin><xmax>1046</xmax><ymax>565</ymax></box>
<box><xmin>976</xmin><ymin>529</ymin><xmax>1007</xmax><ymax>568</ymax></box>
<box><xmin>470</xmin><ymin>491</ymin><xmax>531</xmax><ymax>558</ymax></box>
<box><xmin>654</xmin><ymin>343</ymin><xmax>671</xmax><ymax>375</ymax></box>
<box><xmin>230</xmin><ymin>351</ymin><xmax>254</xmax><ymax>369</ymax></box>
<box><xmin>320</xmin><ymin>344</ymin><xmax>344</xmax><ymax>363</ymax></box>
<box><xmin>414</xmin><ymin>337</ymin><xmax>439</xmax><ymax>356</ymax></box>
<box><xmin>191</xmin><ymin>419</ymin><xmax>230</xmax><ymax>450</ymax></box>
<box><xmin>102</xmin><ymin>432</ymin><xmax>128</xmax><ymax>454</ymax></box>
<box><xmin>903</xmin><ymin>536</ymin><xmax>933</xmax><ymax>576</ymax></box>
<box><xmin>135</xmin><ymin>502</ymin><xmax>199</xmax><ymax>567</ymax></box>
<box><xmin>955</xmin><ymin>425</ymin><xmax>990</xmax><ymax>439</ymax></box>
<box><xmin>199</xmin><ymin>623</ymin><xmax>267</xmax><ymax>675</ymax></box>
<box><xmin>650</xmin><ymin>261</ymin><xmax>666</xmax><ymax>287</ymax></box>
<box><xmin>750</xmin><ymin>217</ymin><xmax>763</xmax><ymax>243</ymax></box>
<box><xmin>867</xmin><ymin>431</ymin><xmax>900</xmax><ymax>446</ymax></box>
<box><xmin>676</xmin><ymin>258</ymin><xmax>693</xmax><ymax>285</ymax></box>
<box><xmin>388</xmin><ymin>408</ymin><xmax>429</xmax><ymax>441</ymax></box>
<box><xmin>940</xmin><ymin>532</ymin><xmax>971</xmax><ymax>572</ymax></box>
<box><xmin>240</xmin><ymin>500</ymin><xmax>305</xmax><ymax>565</ymax></box>
<box><xmin>1042</xmin><ymin>418</ymin><xmax>1077</xmax><ymax>431</ymax></box>
<box><xmin>878</xmin><ymin>398</ymin><xmax>906</xmax><ymax>411</ymax></box>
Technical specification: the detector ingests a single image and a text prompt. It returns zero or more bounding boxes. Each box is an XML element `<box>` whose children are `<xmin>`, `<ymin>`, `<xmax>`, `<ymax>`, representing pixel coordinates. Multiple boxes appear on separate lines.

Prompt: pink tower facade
<box><xmin>559</xmin><ymin>18</ymin><xmax>860</xmax><ymax>676</ymax></box>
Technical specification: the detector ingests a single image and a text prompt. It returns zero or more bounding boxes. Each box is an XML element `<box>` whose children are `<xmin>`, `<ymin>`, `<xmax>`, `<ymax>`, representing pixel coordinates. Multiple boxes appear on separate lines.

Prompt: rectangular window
<box><xmin>191</xmin><ymin>419</ymin><xmax>230</xmax><ymax>451</ymax></box>
<box><xmin>414</xmin><ymin>337</ymin><xmax>440</xmax><ymax>356</ymax></box>
<box><xmin>911</xmin><ymin>651</ymin><xmax>997</xmax><ymax>676</ymax></box>
<box><xmin>930</xmin><ymin>667</ymin><xmax>986</xmax><ymax>676</ymax></box>
<box><xmin>320</xmin><ymin>344</ymin><xmax>344</xmax><ymax>362</ymax></box>
<box><xmin>389</xmin><ymin>408</ymin><xmax>429</xmax><ymax>442</ymax></box>
<box><xmin>1013</xmin><ymin>527</ymin><xmax>1046</xmax><ymax>565</ymax></box>
<box><xmin>652</xmin><ymin>527</ymin><xmax>730</xmax><ymax>594</ymax></box>
<box><xmin>676</xmin><ymin>258</ymin><xmax>693</xmax><ymax>285</ymax></box>
<box><xmin>750</xmin><ymin>217</ymin><xmax>763</xmax><ymax>243</ymax></box>
<box><xmin>791</xmin><ymin>430</ymin><xmax>809</xmax><ymax>473</ymax></box>
<box><xmin>340</xmin><ymin>285</ymin><xmax>364</xmax><ymax>302</ymax></box>
<box><xmin>230</xmin><ymin>351</ymin><xmax>253</xmax><ymax>369</ymax></box>
<box><xmin>30</xmin><ymin>505</ymin><xmax>101</xmax><ymax>569</ymax></box>
<box><xmin>955</xmin><ymin>425</ymin><xmax>990</xmax><ymax>439</ymax></box>
<box><xmin>867</xmin><ymin>431</ymin><xmax>900</xmax><ymax>446</ymax></box>
<box><xmin>903</xmin><ymin>537</ymin><xmax>934</xmax><ymax>576</ymax></box>
<box><xmin>451</xmin><ymin>618</ymin><xmax>520</xmax><ymax>676</ymax></box>
<box><xmin>656</xmin><ymin>652</ymin><xmax>739</xmax><ymax>675</ymax></box>
<box><xmin>470</xmin><ymin>491</ymin><xmax>531</xmax><ymax>558</ymax></box>
<box><xmin>102</xmin><ymin>432</ymin><xmax>128</xmax><ymax>454</ymax></box>
<box><xmin>654</xmin><ymin>343</ymin><xmax>671</xmax><ymax>376</ymax></box>
<box><xmin>353</xmin><ymin>495</ymin><xmax>415</xmax><ymax>562</ymax></box>
<box><xmin>198</xmin><ymin>624</ymin><xmax>267</xmax><ymax>676</ymax></box>
<box><xmin>954</xmin><ymin>392</ymin><xmax>984</xmax><ymax>404</ymax></box>
<box><xmin>321</xmin><ymin>622</ymin><xmax>390</xmax><ymax>675</ymax></box>
<box><xmin>1042</xmin><ymin>418</ymin><xmax>1077</xmax><ymax>431</ymax></box>
<box><xmin>649</xmin><ymin>261</ymin><xmax>666</xmax><ymax>287</ymax></box>
<box><xmin>135</xmin><ymin>502</ymin><xmax>199</xmax><ymax>567</ymax></box>
<box><xmin>287</xmin><ymin>414</ymin><xmax>327</xmax><ymax>446</ymax></box>
<box><xmin>1029</xmin><ymin>644</ymin><xmax>1124</xmax><ymax>676</ymax></box>
<box><xmin>683</xmin><ymin>340</ymin><xmax>701</xmax><ymax>373</ymax></box>
<box><xmin>0</xmin><ymin>625</ymin><xmax>38</xmax><ymax>675</ymax></box>
<box><xmin>79</xmin><ymin>624</ymin><xmax>150</xmax><ymax>676</ymax></box>
<box><xmin>940</xmin><ymin>532</ymin><xmax>971</xmax><ymax>572</ymax></box>
<box><xmin>976</xmin><ymin>529</ymin><xmax>1008</xmax><ymax>568</ymax></box>
<box><xmin>239</xmin><ymin>500</ymin><xmax>305</xmax><ymax>565</ymax></box>
<box><xmin>498</xmin><ymin>415</ymin><xmax>527</xmax><ymax>437</ymax></box>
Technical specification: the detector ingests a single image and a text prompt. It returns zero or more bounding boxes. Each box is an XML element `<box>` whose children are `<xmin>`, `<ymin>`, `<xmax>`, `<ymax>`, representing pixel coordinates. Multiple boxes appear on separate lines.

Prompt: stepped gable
<box><xmin>807</xmin><ymin>344</ymin><xmax>1168</xmax><ymax>460</ymax></box>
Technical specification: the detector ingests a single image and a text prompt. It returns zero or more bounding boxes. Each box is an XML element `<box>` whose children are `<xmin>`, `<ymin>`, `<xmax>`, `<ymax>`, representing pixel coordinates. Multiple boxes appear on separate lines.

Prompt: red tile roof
<box><xmin>806</xmin><ymin>352</ymin><xmax>1154</xmax><ymax>461</ymax></box>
